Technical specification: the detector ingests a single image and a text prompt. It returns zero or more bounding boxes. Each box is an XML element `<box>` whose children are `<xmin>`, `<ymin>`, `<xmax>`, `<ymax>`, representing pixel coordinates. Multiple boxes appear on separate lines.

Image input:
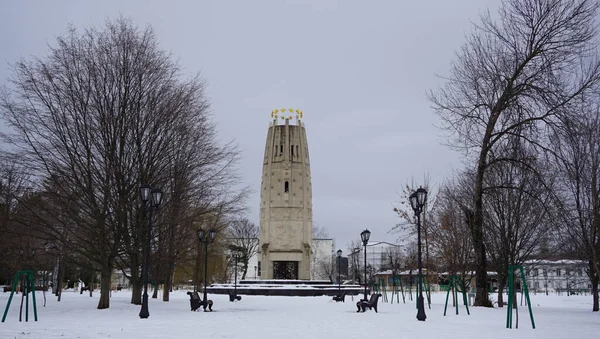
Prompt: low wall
<box><xmin>207</xmin><ymin>282</ymin><xmax>365</xmax><ymax>297</ymax></box>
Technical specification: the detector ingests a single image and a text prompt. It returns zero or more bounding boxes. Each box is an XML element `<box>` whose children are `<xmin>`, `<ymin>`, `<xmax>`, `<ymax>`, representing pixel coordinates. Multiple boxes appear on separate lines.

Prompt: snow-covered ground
<box><xmin>0</xmin><ymin>289</ymin><xmax>598</xmax><ymax>338</ymax></box>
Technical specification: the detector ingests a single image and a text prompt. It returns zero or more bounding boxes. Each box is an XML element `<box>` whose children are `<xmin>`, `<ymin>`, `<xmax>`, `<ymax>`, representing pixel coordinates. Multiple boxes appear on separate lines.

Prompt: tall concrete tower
<box><xmin>259</xmin><ymin>108</ymin><xmax>312</xmax><ymax>280</ymax></box>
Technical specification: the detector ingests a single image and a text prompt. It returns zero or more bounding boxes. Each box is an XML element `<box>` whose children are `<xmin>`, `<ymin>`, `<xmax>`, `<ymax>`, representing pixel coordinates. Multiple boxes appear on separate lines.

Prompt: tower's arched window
<box><xmin>280</xmin><ymin>145</ymin><xmax>283</xmax><ymax>154</ymax></box>
<box><xmin>284</xmin><ymin>181</ymin><xmax>289</xmax><ymax>193</ymax></box>
<box><xmin>291</xmin><ymin>145</ymin><xmax>294</xmax><ymax>157</ymax></box>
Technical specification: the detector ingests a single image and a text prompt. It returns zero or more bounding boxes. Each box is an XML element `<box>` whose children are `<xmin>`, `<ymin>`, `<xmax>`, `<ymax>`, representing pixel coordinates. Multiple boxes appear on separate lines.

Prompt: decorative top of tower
<box><xmin>271</xmin><ymin>108</ymin><xmax>303</xmax><ymax>123</ymax></box>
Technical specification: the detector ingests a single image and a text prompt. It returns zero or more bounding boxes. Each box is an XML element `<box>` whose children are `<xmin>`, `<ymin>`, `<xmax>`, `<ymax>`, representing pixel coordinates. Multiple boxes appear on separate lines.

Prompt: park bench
<box><xmin>332</xmin><ymin>291</ymin><xmax>346</xmax><ymax>302</ymax></box>
<box><xmin>228</xmin><ymin>290</ymin><xmax>242</xmax><ymax>302</ymax></box>
<box><xmin>80</xmin><ymin>286</ymin><xmax>91</xmax><ymax>294</ymax></box>
<box><xmin>187</xmin><ymin>291</ymin><xmax>213</xmax><ymax>312</ymax></box>
<box><xmin>356</xmin><ymin>293</ymin><xmax>381</xmax><ymax>313</ymax></box>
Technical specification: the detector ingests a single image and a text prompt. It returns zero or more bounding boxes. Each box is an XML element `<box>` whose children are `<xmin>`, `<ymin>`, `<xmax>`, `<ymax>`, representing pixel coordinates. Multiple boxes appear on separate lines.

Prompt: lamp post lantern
<box><xmin>198</xmin><ymin>228</ymin><xmax>217</xmax><ymax>311</ymax></box>
<box><xmin>139</xmin><ymin>184</ymin><xmax>163</xmax><ymax>319</ymax></box>
<box><xmin>336</xmin><ymin>249</ymin><xmax>342</xmax><ymax>295</ymax></box>
<box><xmin>360</xmin><ymin>229</ymin><xmax>371</xmax><ymax>301</ymax></box>
<box><xmin>409</xmin><ymin>186</ymin><xmax>428</xmax><ymax>321</ymax></box>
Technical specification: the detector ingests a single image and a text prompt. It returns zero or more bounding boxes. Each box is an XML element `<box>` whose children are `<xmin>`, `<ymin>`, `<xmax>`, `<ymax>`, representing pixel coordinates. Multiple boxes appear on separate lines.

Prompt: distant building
<box><xmin>524</xmin><ymin>260</ymin><xmax>592</xmax><ymax>294</ymax></box>
<box><xmin>227</xmin><ymin>237</ymin><xmax>335</xmax><ymax>281</ymax></box>
<box><xmin>348</xmin><ymin>241</ymin><xmax>405</xmax><ymax>283</ymax></box>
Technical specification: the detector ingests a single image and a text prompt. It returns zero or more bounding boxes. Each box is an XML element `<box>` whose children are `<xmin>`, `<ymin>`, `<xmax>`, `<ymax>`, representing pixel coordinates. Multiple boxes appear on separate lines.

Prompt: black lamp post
<box><xmin>231</xmin><ymin>248</ymin><xmax>242</xmax><ymax>301</ymax></box>
<box><xmin>336</xmin><ymin>249</ymin><xmax>342</xmax><ymax>294</ymax></box>
<box><xmin>198</xmin><ymin>228</ymin><xmax>217</xmax><ymax>311</ymax></box>
<box><xmin>360</xmin><ymin>229</ymin><xmax>371</xmax><ymax>301</ymax></box>
<box><xmin>409</xmin><ymin>186</ymin><xmax>428</xmax><ymax>321</ymax></box>
<box><xmin>139</xmin><ymin>184</ymin><xmax>163</xmax><ymax>319</ymax></box>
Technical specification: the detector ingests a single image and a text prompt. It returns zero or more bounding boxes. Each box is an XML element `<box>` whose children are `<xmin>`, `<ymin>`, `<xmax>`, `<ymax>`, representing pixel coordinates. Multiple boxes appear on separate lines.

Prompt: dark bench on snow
<box><xmin>228</xmin><ymin>290</ymin><xmax>242</xmax><ymax>302</ymax></box>
<box><xmin>187</xmin><ymin>291</ymin><xmax>213</xmax><ymax>312</ymax></box>
<box><xmin>80</xmin><ymin>286</ymin><xmax>91</xmax><ymax>294</ymax></box>
<box><xmin>356</xmin><ymin>293</ymin><xmax>382</xmax><ymax>313</ymax></box>
<box><xmin>332</xmin><ymin>291</ymin><xmax>346</xmax><ymax>302</ymax></box>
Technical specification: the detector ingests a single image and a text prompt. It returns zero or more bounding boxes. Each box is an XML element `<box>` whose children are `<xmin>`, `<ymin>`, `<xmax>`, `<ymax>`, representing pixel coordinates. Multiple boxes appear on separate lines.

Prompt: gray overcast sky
<box><xmin>0</xmin><ymin>0</ymin><xmax>500</xmax><ymax>251</ymax></box>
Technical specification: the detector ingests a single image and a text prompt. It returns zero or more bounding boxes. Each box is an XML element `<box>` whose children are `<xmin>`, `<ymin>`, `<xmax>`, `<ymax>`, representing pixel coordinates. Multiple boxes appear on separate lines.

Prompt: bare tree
<box><xmin>392</xmin><ymin>176</ymin><xmax>435</xmax><ymax>293</ymax></box>
<box><xmin>483</xmin><ymin>139</ymin><xmax>556</xmax><ymax>307</ymax></box>
<box><xmin>429</xmin><ymin>174</ymin><xmax>476</xmax><ymax>283</ymax></box>
<box><xmin>312</xmin><ymin>221</ymin><xmax>330</xmax><ymax>239</ymax></box>
<box><xmin>347</xmin><ymin>240</ymin><xmax>363</xmax><ymax>284</ymax></box>
<box><xmin>429</xmin><ymin>0</ymin><xmax>600</xmax><ymax>306</ymax></box>
<box><xmin>313</xmin><ymin>254</ymin><xmax>335</xmax><ymax>282</ymax></box>
<box><xmin>227</xmin><ymin>218</ymin><xmax>259</xmax><ymax>279</ymax></box>
<box><xmin>552</xmin><ymin>100</ymin><xmax>600</xmax><ymax>311</ymax></box>
<box><xmin>0</xmin><ymin>17</ymin><xmax>248</xmax><ymax>309</ymax></box>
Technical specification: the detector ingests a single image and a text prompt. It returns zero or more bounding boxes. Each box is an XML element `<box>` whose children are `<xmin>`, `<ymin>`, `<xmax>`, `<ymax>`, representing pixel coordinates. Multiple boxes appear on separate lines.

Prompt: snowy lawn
<box><xmin>0</xmin><ymin>289</ymin><xmax>598</xmax><ymax>338</ymax></box>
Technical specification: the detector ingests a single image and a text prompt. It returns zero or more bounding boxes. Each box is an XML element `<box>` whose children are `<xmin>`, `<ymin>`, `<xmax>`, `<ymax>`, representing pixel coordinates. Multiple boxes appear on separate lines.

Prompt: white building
<box><xmin>524</xmin><ymin>260</ymin><xmax>592</xmax><ymax>294</ymax></box>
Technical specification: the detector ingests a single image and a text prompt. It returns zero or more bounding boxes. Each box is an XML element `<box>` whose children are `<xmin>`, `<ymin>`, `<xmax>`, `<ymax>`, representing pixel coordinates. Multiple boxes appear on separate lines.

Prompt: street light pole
<box><xmin>336</xmin><ymin>249</ymin><xmax>342</xmax><ymax>295</ymax></box>
<box><xmin>139</xmin><ymin>185</ymin><xmax>163</xmax><ymax>319</ymax></box>
<box><xmin>198</xmin><ymin>228</ymin><xmax>217</xmax><ymax>311</ymax></box>
<box><xmin>232</xmin><ymin>249</ymin><xmax>242</xmax><ymax>300</ymax></box>
<box><xmin>203</xmin><ymin>241</ymin><xmax>209</xmax><ymax>306</ymax></box>
<box><xmin>410</xmin><ymin>186</ymin><xmax>428</xmax><ymax>322</ymax></box>
<box><xmin>360</xmin><ymin>229</ymin><xmax>371</xmax><ymax>301</ymax></box>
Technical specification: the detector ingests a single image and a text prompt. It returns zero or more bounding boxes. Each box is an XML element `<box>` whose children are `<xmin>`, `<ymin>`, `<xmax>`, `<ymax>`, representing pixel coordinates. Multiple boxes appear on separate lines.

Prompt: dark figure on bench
<box><xmin>187</xmin><ymin>291</ymin><xmax>213</xmax><ymax>312</ymax></box>
<box><xmin>332</xmin><ymin>291</ymin><xmax>346</xmax><ymax>302</ymax></box>
<box><xmin>356</xmin><ymin>293</ymin><xmax>381</xmax><ymax>313</ymax></box>
<box><xmin>228</xmin><ymin>290</ymin><xmax>242</xmax><ymax>302</ymax></box>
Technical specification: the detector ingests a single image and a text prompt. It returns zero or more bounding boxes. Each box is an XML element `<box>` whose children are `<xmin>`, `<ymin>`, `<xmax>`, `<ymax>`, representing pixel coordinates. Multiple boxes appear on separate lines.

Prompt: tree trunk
<box><xmin>152</xmin><ymin>260</ymin><xmax>160</xmax><ymax>299</ymax></box>
<box><xmin>497</xmin><ymin>284</ymin><xmax>504</xmax><ymax>308</ymax></box>
<box><xmin>472</xmin><ymin>148</ymin><xmax>492</xmax><ymax>307</ymax></box>
<box><xmin>591</xmin><ymin>269</ymin><xmax>599</xmax><ymax>312</ymax></box>
<box><xmin>163</xmin><ymin>262</ymin><xmax>175</xmax><ymax>302</ymax></box>
<box><xmin>56</xmin><ymin>258</ymin><xmax>64</xmax><ymax>302</ymax></box>
<box><xmin>132</xmin><ymin>281</ymin><xmax>142</xmax><ymax>304</ymax></box>
<box><xmin>153</xmin><ymin>222</ymin><xmax>163</xmax><ymax>299</ymax></box>
<box><xmin>89</xmin><ymin>273</ymin><xmax>95</xmax><ymax>297</ymax></box>
<box><xmin>97</xmin><ymin>261</ymin><xmax>113</xmax><ymax>309</ymax></box>
<box><xmin>152</xmin><ymin>281</ymin><xmax>158</xmax><ymax>299</ymax></box>
<box><xmin>241</xmin><ymin>261</ymin><xmax>248</xmax><ymax>280</ymax></box>
<box><xmin>129</xmin><ymin>261</ymin><xmax>142</xmax><ymax>305</ymax></box>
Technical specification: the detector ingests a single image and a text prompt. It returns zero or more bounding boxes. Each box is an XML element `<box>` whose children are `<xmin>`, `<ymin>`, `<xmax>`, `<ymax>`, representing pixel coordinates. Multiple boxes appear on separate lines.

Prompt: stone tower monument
<box><xmin>259</xmin><ymin>108</ymin><xmax>312</xmax><ymax>280</ymax></box>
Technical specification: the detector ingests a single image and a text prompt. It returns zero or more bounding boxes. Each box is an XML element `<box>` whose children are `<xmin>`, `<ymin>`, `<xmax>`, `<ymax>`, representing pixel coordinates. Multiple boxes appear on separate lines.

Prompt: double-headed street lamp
<box><xmin>409</xmin><ymin>186</ymin><xmax>428</xmax><ymax>322</ymax></box>
<box><xmin>198</xmin><ymin>228</ymin><xmax>217</xmax><ymax>311</ymax></box>
<box><xmin>139</xmin><ymin>184</ymin><xmax>163</xmax><ymax>319</ymax></box>
<box><xmin>231</xmin><ymin>247</ymin><xmax>243</xmax><ymax>301</ymax></box>
<box><xmin>360</xmin><ymin>229</ymin><xmax>371</xmax><ymax>301</ymax></box>
<box><xmin>336</xmin><ymin>249</ymin><xmax>342</xmax><ymax>295</ymax></box>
